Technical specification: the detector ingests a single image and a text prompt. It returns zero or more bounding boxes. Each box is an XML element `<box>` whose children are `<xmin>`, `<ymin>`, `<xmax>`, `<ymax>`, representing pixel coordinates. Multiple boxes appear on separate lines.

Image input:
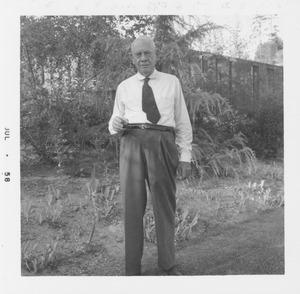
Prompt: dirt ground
<box><xmin>20</xmin><ymin>155</ymin><xmax>284</xmax><ymax>276</ymax></box>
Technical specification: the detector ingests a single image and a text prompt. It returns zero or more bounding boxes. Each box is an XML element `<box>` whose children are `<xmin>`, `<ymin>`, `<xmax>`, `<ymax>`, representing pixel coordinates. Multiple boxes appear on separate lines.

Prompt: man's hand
<box><xmin>177</xmin><ymin>161</ymin><xmax>191</xmax><ymax>180</ymax></box>
<box><xmin>112</xmin><ymin>116</ymin><xmax>129</xmax><ymax>133</ymax></box>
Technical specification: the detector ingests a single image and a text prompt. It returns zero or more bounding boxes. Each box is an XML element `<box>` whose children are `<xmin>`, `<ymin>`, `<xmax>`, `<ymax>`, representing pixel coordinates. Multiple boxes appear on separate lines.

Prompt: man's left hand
<box><xmin>177</xmin><ymin>161</ymin><xmax>191</xmax><ymax>180</ymax></box>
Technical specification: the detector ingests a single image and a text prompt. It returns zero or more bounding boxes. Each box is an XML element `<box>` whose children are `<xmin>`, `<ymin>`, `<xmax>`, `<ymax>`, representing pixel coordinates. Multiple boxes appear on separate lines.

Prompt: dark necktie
<box><xmin>142</xmin><ymin>77</ymin><xmax>161</xmax><ymax>124</ymax></box>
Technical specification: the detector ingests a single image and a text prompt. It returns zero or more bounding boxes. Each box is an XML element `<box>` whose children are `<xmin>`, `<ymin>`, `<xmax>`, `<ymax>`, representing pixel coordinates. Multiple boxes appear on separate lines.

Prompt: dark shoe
<box><xmin>162</xmin><ymin>266</ymin><xmax>183</xmax><ymax>276</ymax></box>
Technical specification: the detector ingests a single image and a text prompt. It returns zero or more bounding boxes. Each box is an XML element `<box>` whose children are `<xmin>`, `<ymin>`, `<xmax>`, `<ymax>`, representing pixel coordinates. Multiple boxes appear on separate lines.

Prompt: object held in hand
<box><xmin>122</xmin><ymin>118</ymin><xmax>129</xmax><ymax>127</ymax></box>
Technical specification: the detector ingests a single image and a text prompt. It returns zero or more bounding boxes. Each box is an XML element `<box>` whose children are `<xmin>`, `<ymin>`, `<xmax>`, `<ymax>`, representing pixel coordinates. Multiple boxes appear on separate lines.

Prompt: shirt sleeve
<box><xmin>108</xmin><ymin>84</ymin><xmax>125</xmax><ymax>135</ymax></box>
<box><xmin>174</xmin><ymin>78</ymin><xmax>193</xmax><ymax>162</ymax></box>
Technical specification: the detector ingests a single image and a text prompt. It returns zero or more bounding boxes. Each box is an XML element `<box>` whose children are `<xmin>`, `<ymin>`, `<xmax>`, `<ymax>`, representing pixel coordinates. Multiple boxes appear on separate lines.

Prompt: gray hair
<box><xmin>131</xmin><ymin>36</ymin><xmax>156</xmax><ymax>52</ymax></box>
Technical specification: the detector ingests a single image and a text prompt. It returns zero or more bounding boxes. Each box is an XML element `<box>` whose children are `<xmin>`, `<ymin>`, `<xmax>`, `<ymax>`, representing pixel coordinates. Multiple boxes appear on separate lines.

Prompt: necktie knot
<box><xmin>144</xmin><ymin>77</ymin><xmax>150</xmax><ymax>84</ymax></box>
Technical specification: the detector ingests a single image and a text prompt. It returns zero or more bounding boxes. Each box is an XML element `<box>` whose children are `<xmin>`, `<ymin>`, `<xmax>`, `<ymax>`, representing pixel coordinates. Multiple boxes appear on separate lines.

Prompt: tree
<box><xmin>254</xmin><ymin>33</ymin><xmax>283</xmax><ymax>65</ymax></box>
<box><xmin>117</xmin><ymin>15</ymin><xmax>156</xmax><ymax>38</ymax></box>
<box><xmin>20</xmin><ymin>16</ymin><xmax>121</xmax><ymax>163</ymax></box>
<box><xmin>226</xmin><ymin>23</ymin><xmax>250</xmax><ymax>59</ymax></box>
<box><xmin>21</xmin><ymin>16</ymin><xmax>120</xmax><ymax>97</ymax></box>
<box><xmin>251</xmin><ymin>14</ymin><xmax>282</xmax><ymax>64</ymax></box>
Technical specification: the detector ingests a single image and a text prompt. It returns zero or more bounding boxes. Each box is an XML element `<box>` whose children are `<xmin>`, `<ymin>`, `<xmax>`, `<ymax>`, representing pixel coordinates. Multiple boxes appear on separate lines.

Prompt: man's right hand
<box><xmin>112</xmin><ymin>116</ymin><xmax>129</xmax><ymax>133</ymax></box>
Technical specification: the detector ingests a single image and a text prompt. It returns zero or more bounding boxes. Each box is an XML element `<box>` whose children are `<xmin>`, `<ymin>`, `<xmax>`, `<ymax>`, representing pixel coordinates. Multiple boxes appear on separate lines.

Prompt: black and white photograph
<box><xmin>1</xmin><ymin>0</ymin><xmax>300</xmax><ymax>293</ymax></box>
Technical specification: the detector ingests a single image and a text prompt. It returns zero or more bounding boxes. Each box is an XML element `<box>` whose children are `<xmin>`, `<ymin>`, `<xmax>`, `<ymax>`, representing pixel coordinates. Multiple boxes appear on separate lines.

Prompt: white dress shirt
<box><xmin>108</xmin><ymin>69</ymin><xmax>193</xmax><ymax>162</ymax></box>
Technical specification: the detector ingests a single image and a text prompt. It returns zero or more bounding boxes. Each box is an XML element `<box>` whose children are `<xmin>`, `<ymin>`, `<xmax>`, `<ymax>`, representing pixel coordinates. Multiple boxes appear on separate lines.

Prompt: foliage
<box><xmin>89</xmin><ymin>36</ymin><xmax>135</xmax><ymax>90</ymax></box>
<box><xmin>143</xmin><ymin>203</ymin><xmax>200</xmax><ymax>243</ymax></box>
<box><xmin>21</xmin><ymin>15</ymin><xmax>261</xmax><ymax>174</ymax></box>
<box><xmin>200</xmin><ymin>22</ymin><xmax>250</xmax><ymax>59</ymax></box>
<box><xmin>117</xmin><ymin>15</ymin><xmax>156</xmax><ymax>38</ymax></box>
<box><xmin>21</xmin><ymin>241</ymin><xmax>59</xmax><ymax>275</ymax></box>
<box><xmin>21</xmin><ymin>200</ymin><xmax>32</xmax><ymax>223</ymax></box>
<box><xmin>81</xmin><ymin>165</ymin><xmax>118</xmax><ymax>221</ymax></box>
<box><xmin>20</xmin><ymin>16</ymin><xmax>120</xmax><ymax>164</ymax></box>
<box><xmin>46</xmin><ymin>184</ymin><xmax>61</xmax><ymax>206</ymax></box>
<box><xmin>232</xmin><ymin>92</ymin><xmax>283</xmax><ymax>159</ymax></box>
<box><xmin>228</xmin><ymin>111</ymin><xmax>263</xmax><ymax>157</ymax></box>
<box><xmin>186</xmin><ymin>91</ymin><xmax>256</xmax><ymax>178</ymax></box>
<box><xmin>236</xmin><ymin>180</ymin><xmax>284</xmax><ymax>210</ymax></box>
<box><xmin>144</xmin><ymin>210</ymin><xmax>156</xmax><ymax>243</ymax></box>
<box><xmin>40</xmin><ymin>185</ymin><xmax>64</xmax><ymax>223</ymax></box>
<box><xmin>251</xmin><ymin>15</ymin><xmax>283</xmax><ymax>65</ymax></box>
<box><xmin>254</xmin><ymin>39</ymin><xmax>282</xmax><ymax>65</ymax></box>
<box><xmin>226</xmin><ymin>23</ymin><xmax>250</xmax><ymax>59</ymax></box>
<box><xmin>175</xmin><ymin>207</ymin><xmax>199</xmax><ymax>242</ymax></box>
<box><xmin>259</xmin><ymin>96</ymin><xmax>283</xmax><ymax>158</ymax></box>
<box><xmin>21</xmin><ymin>84</ymin><xmax>114</xmax><ymax>164</ymax></box>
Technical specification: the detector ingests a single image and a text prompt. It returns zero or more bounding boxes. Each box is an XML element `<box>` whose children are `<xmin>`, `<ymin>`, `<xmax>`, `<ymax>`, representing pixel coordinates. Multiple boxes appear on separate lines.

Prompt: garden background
<box><xmin>19</xmin><ymin>15</ymin><xmax>285</xmax><ymax>277</ymax></box>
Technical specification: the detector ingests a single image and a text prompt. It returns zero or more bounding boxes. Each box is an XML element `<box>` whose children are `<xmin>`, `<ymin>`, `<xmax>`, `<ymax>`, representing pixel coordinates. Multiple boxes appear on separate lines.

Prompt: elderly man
<box><xmin>108</xmin><ymin>36</ymin><xmax>192</xmax><ymax>276</ymax></box>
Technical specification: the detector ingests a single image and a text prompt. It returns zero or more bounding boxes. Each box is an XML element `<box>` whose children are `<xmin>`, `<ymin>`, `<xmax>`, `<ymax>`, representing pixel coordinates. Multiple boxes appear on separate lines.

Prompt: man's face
<box><xmin>131</xmin><ymin>39</ymin><xmax>156</xmax><ymax>77</ymax></box>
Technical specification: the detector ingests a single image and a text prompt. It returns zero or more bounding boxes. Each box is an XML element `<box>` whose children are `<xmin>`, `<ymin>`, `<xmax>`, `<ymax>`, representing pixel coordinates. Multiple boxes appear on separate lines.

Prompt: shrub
<box><xmin>21</xmin><ymin>93</ymin><xmax>67</xmax><ymax>164</ymax></box>
<box><xmin>185</xmin><ymin>90</ymin><xmax>256</xmax><ymax>179</ymax></box>
<box><xmin>21</xmin><ymin>89</ymin><xmax>114</xmax><ymax>165</ymax></box>
<box><xmin>259</xmin><ymin>97</ymin><xmax>283</xmax><ymax>158</ymax></box>
<box><xmin>232</xmin><ymin>95</ymin><xmax>283</xmax><ymax>159</ymax></box>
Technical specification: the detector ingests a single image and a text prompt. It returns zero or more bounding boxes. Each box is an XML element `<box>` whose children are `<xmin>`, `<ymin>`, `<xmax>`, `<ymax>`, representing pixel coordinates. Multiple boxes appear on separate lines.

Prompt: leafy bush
<box><xmin>259</xmin><ymin>97</ymin><xmax>283</xmax><ymax>158</ymax></box>
<box><xmin>21</xmin><ymin>93</ymin><xmax>68</xmax><ymax>164</ymax></box>
<box><xmin>232</xmin><ymin>95</ymin><xmax>283</xmax><ymax>159</ymax></box>
<box><xmin>21</xmin><ymin>90</ymin><xmax>114</xmax><ymax>165</ymax></box>
<box><xmin>20</xmin><ymin>16</ymin><xmax>122</xmax><ymax>165</ymax></box>
<box><xmin>185</xmin><ymin>90</ymin><xmax>256</xmax><ymax>179</ymax></box>
<box><xmin>229</xmin><ymin>112</ymin><xmax>263</xmax><ymax>156</ymax></box>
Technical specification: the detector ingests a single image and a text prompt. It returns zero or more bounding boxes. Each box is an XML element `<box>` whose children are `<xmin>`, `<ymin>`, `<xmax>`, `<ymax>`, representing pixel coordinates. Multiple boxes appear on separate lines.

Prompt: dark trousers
<box><xmin>120</xmin><ymin>129</ymin><xmax>179</xmax><ymax>275</ymax></box>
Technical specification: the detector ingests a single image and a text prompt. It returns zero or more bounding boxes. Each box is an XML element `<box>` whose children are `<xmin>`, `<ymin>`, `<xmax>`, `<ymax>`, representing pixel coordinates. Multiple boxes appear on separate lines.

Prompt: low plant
<box><xmin>175</xmin><ymin>207</ymin><xmax>199</xmax><ymax>242</ymax></box>
<box><xmin>38</xmin><ymin>209</ymin><xmax>46</xmax><ymax>225</ymax></box>
<box><xmin>46</xmin><ymin>184</ymin><xmax>61</xmax><ymax>206</ymax></box>
<box><xmin>144</xmin><ymin>210</ymin><xmax>156</xmax><ymax>243</ymax></box>
<box><xmin>256</xmin><ymin>161</ymin><xmax>284</xmax><ymax>182</ymax></box>
<box><xmin>143</xmin><ymin>203</ymin><xmax>200</xmax><ymax>243</ymax></box>
<box><xmin>102</xmin><ymin>185</ymin><xmax>117</xmax><ymax>219</ymax></box>
<box><xmin>81</xmin><ymin>164</ymin><xmax>118</xmax><ymax>220</ymax></box>
<box><xmin>21</xmin><ymin>240</ymin><xmax>59</xmax><ymax>275</ymax></box>
<box><xmin>236</xmin><ymin>180</ymin><xmax>284</xmax><ymax>210</ymax></box>
<box><xmin>51</xmin><ymin>200</ymin><xmax>64</xmax><ymax>222</ymax></box>
<box><xmin>22</xmin><ymin>200</ymin><xmax>32</xmax><ymax>223</ymax></box>
<box><xmin>43</xmin><ymin>185</ymin><xmax>63</xmax><ymax>223</ymax></box>
<box><xmin>82</xmin><ymin>165</ymin><xmax>99</xmax><ymax>198</ymax></box>
<box><xmin>79</xmin><ymin>165</ymin><xmax>119</xmax><ymax>250</ymax></box>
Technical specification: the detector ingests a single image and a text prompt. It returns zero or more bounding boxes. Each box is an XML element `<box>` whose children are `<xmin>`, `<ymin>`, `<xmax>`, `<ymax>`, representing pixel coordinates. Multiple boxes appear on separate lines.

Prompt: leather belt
<box><xmin>123</xmin><ymin>123</ymin><xmax>174</xmax><ymax>133</ymax></box>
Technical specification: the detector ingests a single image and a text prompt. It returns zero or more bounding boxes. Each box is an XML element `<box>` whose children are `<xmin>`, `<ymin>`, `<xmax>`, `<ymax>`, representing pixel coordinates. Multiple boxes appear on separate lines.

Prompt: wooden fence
<box><xmin>197</xmin><ymin>52</ymin><xmax>283</xmax><ymax>115</ymax></box>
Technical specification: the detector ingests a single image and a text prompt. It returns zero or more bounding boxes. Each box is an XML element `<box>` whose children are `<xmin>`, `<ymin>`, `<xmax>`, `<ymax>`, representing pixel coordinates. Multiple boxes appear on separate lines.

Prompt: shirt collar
<box><xmin>136</xmin><ymin>69</ymin><xmax>159</xmax><ymax>81</ymax></box>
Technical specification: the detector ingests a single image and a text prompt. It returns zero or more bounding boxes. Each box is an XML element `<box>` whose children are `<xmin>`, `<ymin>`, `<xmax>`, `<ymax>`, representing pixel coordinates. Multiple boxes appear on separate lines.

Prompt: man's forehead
<box><xmin>132</xmin><ymin>39</ymin><xmax>154</xmax><ymax>52</ymax></box>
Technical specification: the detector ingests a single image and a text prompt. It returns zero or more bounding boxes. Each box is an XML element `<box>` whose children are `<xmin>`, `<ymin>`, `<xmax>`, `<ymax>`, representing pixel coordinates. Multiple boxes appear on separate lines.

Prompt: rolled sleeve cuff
<box><xmin>179</xmin><ymin>149</ymin><xmax>192</xmax><ymax>162</ymax></box>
